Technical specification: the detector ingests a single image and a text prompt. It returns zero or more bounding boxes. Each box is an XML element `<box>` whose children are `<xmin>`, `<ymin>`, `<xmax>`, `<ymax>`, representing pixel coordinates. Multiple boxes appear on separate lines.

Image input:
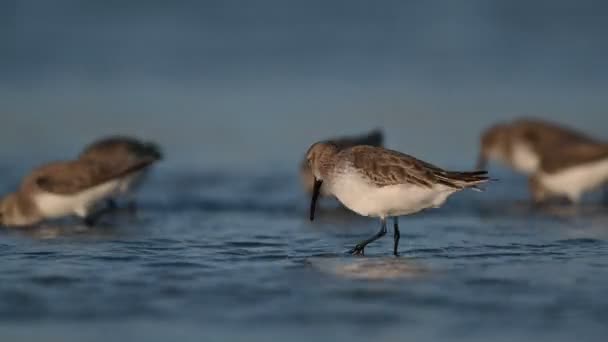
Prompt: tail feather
<box><xmin>437</xmin><ymin>170</ymin><xmax>490</xmax><ymax>190</ymax></box>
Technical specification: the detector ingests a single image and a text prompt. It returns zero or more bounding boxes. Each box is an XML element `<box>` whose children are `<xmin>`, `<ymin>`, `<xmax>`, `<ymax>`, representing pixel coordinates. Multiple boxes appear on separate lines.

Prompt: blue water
<box><xmin>1</xmin><ymin>168</ymin><xmax>608</xmax><ymax>342</ymax></box>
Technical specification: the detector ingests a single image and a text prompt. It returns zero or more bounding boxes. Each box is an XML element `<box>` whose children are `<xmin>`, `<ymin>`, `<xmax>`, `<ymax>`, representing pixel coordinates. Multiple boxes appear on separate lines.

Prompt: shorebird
<box><xmin>476</xmin><ymin>118</ymin><xmax>601</xmax><ymax>203</ymax></box>
<box><xmin>300</xmin><ymin>129</ymin><xmax>384</xmax><ymax>196</ymax></box>
<box><xmin>530</xmin><ymin>142</ymin><xmax>608</xmax><ymax>204</ymax></box>
<box><xmin>0</xmin><ymin>158</ymin><xmax>155</xmax><ymax>227</ymax></box>
<box><xmin>79</xmin><ymin>136</ymin><xmax>163</xmax><ymax>212</ymax></box>
<box><xmin>477</xmin><ymin>118</ymin><xmax>595</xmax><ymax>174</ymax></box>
<box><xmin>307</xmin><ymin>142</ymin><xmax>489</xmax><ymax>256</ymax></box>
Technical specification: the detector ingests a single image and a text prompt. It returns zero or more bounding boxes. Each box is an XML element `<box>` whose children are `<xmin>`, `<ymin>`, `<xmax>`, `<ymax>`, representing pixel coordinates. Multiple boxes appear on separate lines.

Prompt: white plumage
<box><xmin>328</xmin><ymin>171</ymin><xmax>457</xmax><ymax>218</ymax></box>
<box><xmin>537</xmin><ymin>158</ymin><xmax>608</xmax><ymax>202</ymax></box>
<box><xmin>510</xmin><ymin>142</ymin><xmax>541</xmax><ymax>174</ymax></box>
<box><xmin>34</xmin><ymin>179</ymin><xmax>123</xmax><ymax>219</ymax></box>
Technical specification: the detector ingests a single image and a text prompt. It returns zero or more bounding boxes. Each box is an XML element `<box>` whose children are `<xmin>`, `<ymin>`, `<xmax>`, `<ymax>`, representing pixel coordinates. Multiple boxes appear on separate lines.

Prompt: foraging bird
<box><xmin>307</xmin><ymin>142</ymin><xmax>489</xmax><ymax>256</ymax></box>
<box><xmin>79</xmin><ymin>136</ymin><xmax>163</xmax><ymax>212</ymax></box>
<box><xmin>477</xmin><ymin>118</ymin><xmax>604</xmax><ymax>203</ymax></box>
<box><xmin>0</xmin><ymin>158</ymin><xmax>155</xmax><ymax>227</ymax></box>
<box><xmin>530</xmin><ymin>142</ymin><xmax>608</xmax><ymax>204</ymax></box>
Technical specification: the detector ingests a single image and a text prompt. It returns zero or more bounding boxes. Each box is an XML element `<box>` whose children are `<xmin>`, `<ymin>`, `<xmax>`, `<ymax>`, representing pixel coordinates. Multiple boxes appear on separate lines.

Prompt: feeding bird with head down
<box><xmin>307</xmin><ymin>142</ymin><xmax>489</xmax><ymax>256</ymax></box>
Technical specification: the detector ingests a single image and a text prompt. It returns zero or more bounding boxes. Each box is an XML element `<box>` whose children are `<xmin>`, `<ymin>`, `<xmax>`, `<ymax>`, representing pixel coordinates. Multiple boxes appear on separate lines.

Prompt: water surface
<box><xmin>1</xmin><ymin>169</ymin><xmax>607</xmax><ymax>341</ymax></box>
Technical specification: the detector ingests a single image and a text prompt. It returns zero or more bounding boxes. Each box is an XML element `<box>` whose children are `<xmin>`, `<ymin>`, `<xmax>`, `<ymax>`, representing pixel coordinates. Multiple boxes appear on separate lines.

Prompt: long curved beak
<box><xmin>310</xmin><ymin>179</ymin><xmax>323</xmax><ymax>221</ymax></box>
<box><xmin>476</xmin><ymin>152</ymin><xmax>487</xmax><ymax>171</ymax></box>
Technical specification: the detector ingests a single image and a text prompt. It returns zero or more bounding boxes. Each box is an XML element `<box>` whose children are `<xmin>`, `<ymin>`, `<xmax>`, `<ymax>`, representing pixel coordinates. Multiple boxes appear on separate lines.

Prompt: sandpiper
<box><xmin>0</xmin><ymin>158</ymin><xmax>155</xmax><ymax>227</ymax></box>
<box><xmin>530</xmin><ymin>142</ymin><xmax>608</xmax><ymax>203</ymax></box>
<box><xmin>300</xmin><ymin>129</ymin><xmax>384</xmax><ymax>196</ymax></box>
<box><xmin>477</xmin><ymin>118</ymin><xmax>601</xmax><ymax>203</ymax></box>
<box><xmin>307</xmin><ymin>142</ymin><xmax>489</xmax><ymax>256</ymax></box>
<box><xmin>477</xmin><ymin>118</ymin><xmax>595</xmax><ymax>174</ymax></box>
<box><xmin>79</xmin><ymin>136</ymin><xmax>163</xmax><ymax>211</ymax></box>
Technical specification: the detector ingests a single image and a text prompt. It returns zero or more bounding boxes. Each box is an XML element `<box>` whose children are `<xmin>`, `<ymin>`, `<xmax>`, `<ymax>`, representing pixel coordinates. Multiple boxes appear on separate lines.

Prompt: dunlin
<box><xmin>300</xmin><ymin>129</ymin><xmax>384</xmax><ymax>196</ymax></box>
<box><xmin>477</xmin><ymin>118</ymin><xmax>595</xmax><ymax>174</ymax></box>
<box><xmin>477</xmin><ymin>118</ymin><xmax>602</xmax><ymax>203</ymax></box>
<box><xmin>0</xmin><ymin>158</ymin><xmax>155</xmax><ymax>227</ymax></box>
<box><xmin>307</xmin><ymin>143</ymin><xmax>489</xmax><ymax>256</ymax></box>
<box><xmin>530</xmin><ymin>142</ymin><xmax>608</xmax><ymax>203</ymax></box>
<box><xmin>79</xmin><ymin>136</ymin><xmax>163</xmax><ymax>211</ymax></box>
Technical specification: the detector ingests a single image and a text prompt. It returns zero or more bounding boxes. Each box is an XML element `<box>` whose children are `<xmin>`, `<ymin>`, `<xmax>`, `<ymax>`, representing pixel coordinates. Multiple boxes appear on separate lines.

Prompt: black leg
<box><xmin>349</xmin><ymin>218</ymin><xmax>387</xmax><ymax>256</ymax></box>
<box><xmin>83</xmin><ymin>216</ymin><xmax>97</xmax><ymax>227</ymax></box>
<box><xmin>393</xmin><ymin>217</ymin><xmax>401</xmax><ymax>256</ymax></box>
<box><xmin>603</xmin><ymin>185</ymin><xmax>608</xmax><ymax>206</ymax></box>
<box><xmin>106</xmin><ymin>199</ymin><xmax>118</xmax><ymax>210</ymax></box>
<box><xmin>82</xmin><ymin>207</ymin><xmax>113</xmax><ymax>227</ymax></box>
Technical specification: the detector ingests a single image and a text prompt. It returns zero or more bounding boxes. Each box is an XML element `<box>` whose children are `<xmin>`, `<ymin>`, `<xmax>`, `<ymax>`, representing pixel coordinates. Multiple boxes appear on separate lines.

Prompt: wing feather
<box><xmin>345</xmin><ymin>146</ymin><xmax>488</xmax><ymax>189</ymax></box>
<box><xmin>34</xmin><ymin>158</ymin><xmax>156</xmax><ymax>195</ymax></box>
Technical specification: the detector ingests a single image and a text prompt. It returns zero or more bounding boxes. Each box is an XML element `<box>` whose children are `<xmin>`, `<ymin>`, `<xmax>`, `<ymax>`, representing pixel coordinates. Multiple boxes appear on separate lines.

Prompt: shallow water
<box><xmin>1</xmin><ymin>169</ymin><xmax>608</xmax><ymax>342</ymax></box>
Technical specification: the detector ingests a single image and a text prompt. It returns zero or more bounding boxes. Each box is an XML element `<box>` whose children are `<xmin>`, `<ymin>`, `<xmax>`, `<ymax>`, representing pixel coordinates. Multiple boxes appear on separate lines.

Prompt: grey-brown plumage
<box><xmin>478</xmin><ymin>118</ymin><xmax>597</xmax><ymax>171</ymax></box>
<box><xmin>307</xmin><ymin>142</ymin><xmax>489</xmax><ymax>256</ymax></box>
<box><xmin>538</xmin><ymin>142</ymin><xmax>608</xmax><ymax>174</ymax></box>
<box><xmin>78</xmin><ymin>136</ymin><xmax>163</xmax><ymax>210</ymax></box>
<box><xmin>0</xmin><ymin>158</ymin><xmax>156</xmax><ymax>227</ymax></box>
<box><xmin>348</xmin><ymin>145</ymin><xmax>488</xmax><ymax>189</ymax></box>
<box><xmin>478</xmin><ymin>117</ymin><xmax>605</xmax><ymax>203</ymax></box>
<box><xmin>300</xmin><ymin>129</ymin><xmax>384</xmax><ymax>195</ymax></box>
<box><xmin>80</xmin><ymin>136</ymin><xmax>163</xmax><ymax>165</ymax></box>
<box><xmin>34</xmin><ymin>158</ymin><xmax>156</xmax><ymax>195</ymax></box>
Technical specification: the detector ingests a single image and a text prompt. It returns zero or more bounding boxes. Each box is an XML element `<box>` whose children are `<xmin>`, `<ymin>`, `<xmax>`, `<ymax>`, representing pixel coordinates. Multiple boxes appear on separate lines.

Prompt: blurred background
<box><xmin>3</xmin><ymin>0</ymin><xmax>607</xmax><ymax>168</ymax></box>
<box><xmin>3</xmin><ymin>2</ymin><xmax>608</xmax><ymax>342</ymax></box>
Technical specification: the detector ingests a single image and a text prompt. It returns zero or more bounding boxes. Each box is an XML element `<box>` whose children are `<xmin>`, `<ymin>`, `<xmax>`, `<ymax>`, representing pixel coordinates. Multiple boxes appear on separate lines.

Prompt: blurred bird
<box><xmin>530</xmin><ymin>142</ymin><xmax>608</xmax><ymax>204</ymax></box>
<box><xmin>79</xmin><ymin>136</ymin><xmax>163</xmax><ymax>212</ymax></box>
<box><xmin>307</xmin><ymin>142</ymin><xmax>488</xmax><ymax>256</ymax></box>
<box><xmin>476</xmin><ymin>118</ymin><xmax>605</xmax><ymax>203</ymax></box>
<box><xmin>0</xmin><ymin>158</ymin><xmax>155</xmax><ymax>227</ymax></box>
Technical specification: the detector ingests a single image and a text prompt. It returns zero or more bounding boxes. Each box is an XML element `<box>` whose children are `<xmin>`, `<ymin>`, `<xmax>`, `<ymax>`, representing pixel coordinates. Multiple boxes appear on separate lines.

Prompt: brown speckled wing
<box><xmin>33</xmin><ymin>158</ymin><xmax>156</xmax><ymax>195</ymax></box>
<box><xmin>80</xmin><ymin>136</ymin><xmax>163</xmax><ymax>162</ymax></box>
<box><xmin>541</xmin><ymin>143</ymin><xmax>608</xmax><ymax>173</ymax></box>
<box><xmin>346</xmin><ymin>146</ymin><xmax>488</xmax><ymax>189</ymax></box>
<box><xmin>347</xmin><ymin>146</ymin><xmax>444</xmax><ymax>188</ymax></box>
<box><xmin>513</xmin><ymin>119</ymin><xmax>598</xmax><ymax>153</ymax></box>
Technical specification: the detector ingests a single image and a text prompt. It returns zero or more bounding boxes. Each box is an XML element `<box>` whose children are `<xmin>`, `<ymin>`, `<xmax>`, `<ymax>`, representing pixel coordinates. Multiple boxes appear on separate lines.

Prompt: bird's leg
<box><xmin>82</xmin><ymin>206</ymin><xmax>114</xmax><ymax>227</ymax></box>
<box><xmin>124</xmin><ymin>192</ymin><xmax>138</xmax><ymax>216</ymax></box>
<box><xmin>393</xmin><ymin>217</ymin><xmax>401</xmax><ymax>257</ymax></box>
<box><xmin>106</xmin><ymin>199</ymin><xmax>118</xmax><ymax>210</ymax></box>
<box><xmin>83</xmin><ymin>215</ymin><xmax>97</xmax><ymax>227</ymax></box>
<box><xmin>349</xmin><ymin>218</ymin><xmax>387</xmax><ymax>256</ymax></box>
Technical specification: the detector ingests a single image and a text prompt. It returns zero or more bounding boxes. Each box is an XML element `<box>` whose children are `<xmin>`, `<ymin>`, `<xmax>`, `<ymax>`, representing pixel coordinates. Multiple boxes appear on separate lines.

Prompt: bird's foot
<box><xmin>106</xmin><ymin>199</ymin><xmax>118</xmax><ymax>211</ymax></box>
<box><xmin>83</xmin><ymin>216</ymin><xmax>97</xmax><ymax>227</ymax></box>
<box><xmin>349</xmin><ymin>245</ymin><xmax>365</xmax><ymax>256</ymax></box>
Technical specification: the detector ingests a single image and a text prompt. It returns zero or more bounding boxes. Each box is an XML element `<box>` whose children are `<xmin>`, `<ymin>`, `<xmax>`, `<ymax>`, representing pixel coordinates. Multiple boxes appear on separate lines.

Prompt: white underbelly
<box><xmin>119</xmin><ymin>171</ymin><xmax>145</xmax><ymax>195</ymax></box>
<box><xmin>328</xmin><ymin>173</ymin><xmax>456</xmax><ymax>218</ymax></box>
<box><xmin>539</xmin><ymin>158</ymin><xmax>608</xmax><ymax>201</ymax></box>
<box><xmin>34</xmin><ymin>179</ymin><xmax>122</xmax><ymax>218</ymax></box>
<box><xmin>510</xmin><ymin>142</ymin><xmax>540</xmax><ymax>174</ymax></box>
